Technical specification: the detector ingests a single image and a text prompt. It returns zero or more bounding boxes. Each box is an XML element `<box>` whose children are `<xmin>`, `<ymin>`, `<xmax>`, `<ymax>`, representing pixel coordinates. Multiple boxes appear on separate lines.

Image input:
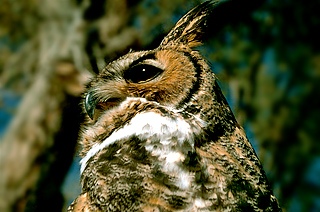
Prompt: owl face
<box><xmin>85</xmin><ymin>49</ymin><xmax>199</xmax><ymax>120</ymax></box>
<box><xmin>84</xmin><ymin>0</ymin><xmax>219</xmax><ymax>122</ymax></box>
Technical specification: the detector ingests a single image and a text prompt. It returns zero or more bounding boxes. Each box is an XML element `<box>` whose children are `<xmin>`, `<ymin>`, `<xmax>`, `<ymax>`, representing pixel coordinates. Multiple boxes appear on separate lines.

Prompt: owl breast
<box><xmin>79</xmin><ymin>97</ymin><xmax>213</xmax><ymax>211</ymax></box>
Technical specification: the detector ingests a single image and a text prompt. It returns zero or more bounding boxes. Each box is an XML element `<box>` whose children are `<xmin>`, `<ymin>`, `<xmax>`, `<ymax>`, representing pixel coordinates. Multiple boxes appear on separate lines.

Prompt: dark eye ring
<box><xmin>124</xmin><ymin>64</ymin><xmax>163</xmax><ymax>84</ymax></box>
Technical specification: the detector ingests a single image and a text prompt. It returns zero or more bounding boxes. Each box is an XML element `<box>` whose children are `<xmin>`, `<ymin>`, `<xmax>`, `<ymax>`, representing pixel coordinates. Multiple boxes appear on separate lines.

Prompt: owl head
<box><xmin>84</xmin><ymin>1</ymin><xmax>226</xmax><ymax>122</ymax></box>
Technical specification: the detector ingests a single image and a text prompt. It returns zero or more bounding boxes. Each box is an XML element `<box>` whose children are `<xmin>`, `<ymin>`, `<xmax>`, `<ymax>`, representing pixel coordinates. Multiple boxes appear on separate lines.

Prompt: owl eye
<box><xmin>124</xmin><ymin>64</ymin><xmax>163</xmax><ymax>83</ymax></box>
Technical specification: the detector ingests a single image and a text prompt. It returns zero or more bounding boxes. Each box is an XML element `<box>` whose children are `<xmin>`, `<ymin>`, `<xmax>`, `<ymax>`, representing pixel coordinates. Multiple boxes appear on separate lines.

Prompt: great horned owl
<box><xmin>68</xmin><ymin>1</ymin><xmax>281</xmax><ymax>211</ymax></box>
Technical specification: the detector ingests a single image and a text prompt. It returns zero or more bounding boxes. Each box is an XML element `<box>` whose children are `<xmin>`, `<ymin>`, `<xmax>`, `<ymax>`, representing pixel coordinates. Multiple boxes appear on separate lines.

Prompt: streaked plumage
<box><xmin>69</xmin><ymin>1</ymin><xmax>281</xmax><ymax>211</ymax></box>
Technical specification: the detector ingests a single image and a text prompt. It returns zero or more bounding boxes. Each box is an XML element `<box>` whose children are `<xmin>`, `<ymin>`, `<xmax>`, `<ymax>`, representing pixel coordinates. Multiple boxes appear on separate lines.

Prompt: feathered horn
<box><xmin>160</xmin><ymin>0</ymin><xmax>228</xmax><ymax>48</ymax></box>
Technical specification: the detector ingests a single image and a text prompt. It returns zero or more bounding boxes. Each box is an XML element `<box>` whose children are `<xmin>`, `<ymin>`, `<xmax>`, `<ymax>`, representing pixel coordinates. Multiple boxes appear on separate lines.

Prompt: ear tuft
<box><xmin>160</xmin><ymin>0</ymin><xmax>228</xmax><ymax>48</ymax></box>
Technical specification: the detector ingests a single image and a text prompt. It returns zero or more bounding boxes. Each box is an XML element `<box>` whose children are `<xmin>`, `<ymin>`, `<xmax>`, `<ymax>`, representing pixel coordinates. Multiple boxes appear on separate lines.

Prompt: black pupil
<box><xmin>124</xmin><ymin>64</ymin><xmax>162</xmax><ymax>83</ymax></box>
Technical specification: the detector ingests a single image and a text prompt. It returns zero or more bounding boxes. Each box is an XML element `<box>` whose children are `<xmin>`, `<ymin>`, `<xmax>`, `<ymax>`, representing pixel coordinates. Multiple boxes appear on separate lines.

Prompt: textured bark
<box><xmin>0</xmin><ymin>0</ymin><xmax>90</xmax><ymax>211</ymax></box>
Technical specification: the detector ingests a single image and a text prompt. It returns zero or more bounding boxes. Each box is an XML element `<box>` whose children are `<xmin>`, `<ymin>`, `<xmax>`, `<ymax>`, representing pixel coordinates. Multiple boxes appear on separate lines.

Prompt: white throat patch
<box><xmin>80</xmin><ymin>106</ymin><xmax>206</xmax><ymax>174</ymax></box>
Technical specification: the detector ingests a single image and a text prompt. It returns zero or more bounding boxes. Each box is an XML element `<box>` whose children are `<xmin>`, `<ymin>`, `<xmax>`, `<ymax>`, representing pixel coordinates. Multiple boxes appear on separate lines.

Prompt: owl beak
<box><xmin>85</xmin><ymin>91</ymin><xmax>98</xmax><ymax>120</ymax></box>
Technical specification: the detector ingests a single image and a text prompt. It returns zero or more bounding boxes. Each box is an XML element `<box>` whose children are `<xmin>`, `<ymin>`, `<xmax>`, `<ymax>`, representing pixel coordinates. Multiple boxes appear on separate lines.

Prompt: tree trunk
<box><xmin>0</xmin><ymin>0</ymin><xmax>90</xmax><ymax>211</ymax></box>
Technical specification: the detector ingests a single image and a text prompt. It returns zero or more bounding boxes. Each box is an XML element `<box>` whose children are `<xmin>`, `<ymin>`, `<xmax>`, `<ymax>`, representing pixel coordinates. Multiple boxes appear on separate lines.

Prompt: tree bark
<box><xmin>0</xmin><ymin>0</ymin><xmax>90</xmax><ymax>211</ymax></box>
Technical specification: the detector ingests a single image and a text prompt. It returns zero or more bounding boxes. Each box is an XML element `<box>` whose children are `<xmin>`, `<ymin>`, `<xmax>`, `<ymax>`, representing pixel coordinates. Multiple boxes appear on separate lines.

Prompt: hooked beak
<box><xmin>85</xmin><ymin>91</ymin><xmax>125</xmax><ymax>120</ymax></box>
<box><xmin>85</xmin><ymin>91</ymin><xmax>98</xmax><ymax>120</ymax></box>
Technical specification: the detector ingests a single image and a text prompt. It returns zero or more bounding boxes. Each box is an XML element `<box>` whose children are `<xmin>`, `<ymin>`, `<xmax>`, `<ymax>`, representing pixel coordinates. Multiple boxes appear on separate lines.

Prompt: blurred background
<box><xmin>0</xmin><ymin>0</ymin><xmax>319</xmax><ymax>211</ymax></box>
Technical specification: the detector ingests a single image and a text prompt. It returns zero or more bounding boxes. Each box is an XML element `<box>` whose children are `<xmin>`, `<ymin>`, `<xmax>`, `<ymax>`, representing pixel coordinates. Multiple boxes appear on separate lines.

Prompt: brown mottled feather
<box><xmin>160</xmin><ymin>1</ymin><xmax>223</xmax><ymax>48</ymax></box>
<box><xmin>69</xmin><ymin>1</ymin><xmax>281</xmax><ymax>211</ymax></box>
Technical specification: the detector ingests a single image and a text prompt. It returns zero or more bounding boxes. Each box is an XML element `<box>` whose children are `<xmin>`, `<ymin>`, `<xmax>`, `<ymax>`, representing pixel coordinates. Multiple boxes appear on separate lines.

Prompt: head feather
<box><xmin>160</xmin><ymin>0</ymin><xmax>229</xmax><ymax>48</ymax></box>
